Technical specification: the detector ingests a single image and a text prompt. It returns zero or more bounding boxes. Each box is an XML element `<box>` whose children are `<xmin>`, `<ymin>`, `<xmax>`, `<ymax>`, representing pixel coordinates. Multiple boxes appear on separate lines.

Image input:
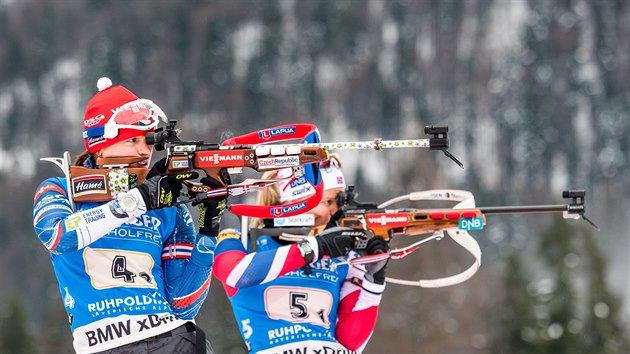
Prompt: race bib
<box><xmin>83</xmin><ymin>248</ymin><xmax>157</xmax><ymax>289</ymax></box>
<box><xmin>264</xmin><ymin>286</ymin><xmax>333</xmax><ymax>328</ymax></box>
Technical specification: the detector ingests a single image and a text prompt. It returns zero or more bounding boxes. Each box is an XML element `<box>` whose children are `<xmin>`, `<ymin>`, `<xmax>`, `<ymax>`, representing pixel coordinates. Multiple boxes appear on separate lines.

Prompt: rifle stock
<box><xmin>165</xmin><ymin>145</ymin><xmax>327</xmax><ymax>178</ymax></box>
<box><xmin>336</xmin><ymin>186</ymin><xmax>595</xmax><ymax>244</ymax></box>
<box><xmin>338</xmin><ymin>209</ymin><xmax>486</xmax><ymax>241</ymax></box>
<box><xmin>336</xmin><ymin>188</ymin><xmax>595</xmax><ymax>288</ymax></box>
<box><xmin>53</xmin><ymin>123</ymin><xmax>328</xmax><ymax>204</ymax></box>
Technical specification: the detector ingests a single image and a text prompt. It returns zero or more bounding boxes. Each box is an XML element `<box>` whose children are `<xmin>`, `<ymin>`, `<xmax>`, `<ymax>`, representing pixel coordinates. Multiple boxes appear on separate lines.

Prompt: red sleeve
<box><xmin>213</xmin><ymin>238</ymin><xmax>306</xmax><ymax>297</ymax></box>
<box><xmin>335</xmin><ymin>269</ymin><xmax>385</xmax><ymax>351</ymax></box>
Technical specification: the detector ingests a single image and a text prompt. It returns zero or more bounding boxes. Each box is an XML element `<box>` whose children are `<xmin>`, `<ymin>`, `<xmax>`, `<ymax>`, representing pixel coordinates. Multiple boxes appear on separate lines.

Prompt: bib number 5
<box><xmin>264</xmin><ymin>286</ymin><xmax>333</xmax><ymax>328</ymax></box>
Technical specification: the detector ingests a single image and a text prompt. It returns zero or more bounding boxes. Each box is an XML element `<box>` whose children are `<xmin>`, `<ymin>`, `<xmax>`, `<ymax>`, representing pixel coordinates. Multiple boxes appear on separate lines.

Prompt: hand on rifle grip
<box><xmin>315</xmin><ymin>227</ymin><xmax>360</xmax><ymax>259</ymax></box>
<box><xmin>192</xmin><ymin>176</ymin><xmax>228</xmax><ymax>237</ymax></box>
<box><xmin>137</xmin><ymin>171</ymin><xmax>199</xmax><ymax>210</ymax></box>
<box><xmin>364</xmin><ymin>236</ymin><xmax>389</xmax><ymax>285</ymax></box>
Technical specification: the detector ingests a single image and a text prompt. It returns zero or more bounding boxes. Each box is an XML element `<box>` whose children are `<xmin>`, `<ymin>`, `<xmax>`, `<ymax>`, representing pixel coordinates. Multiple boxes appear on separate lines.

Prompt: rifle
<box><xmin>41</xmin><ymin>122</ymin><xmax>327</xmax><ymax>216</ymax></box>
<box><xmin>142</xmin><ymin>121</ymin><xmax>463</xmax><ymax>218</ymax></box>
<box><xmin>42</xmin><ymin>122</ymin><xmax>459</xmax><ymax>217</ymax></box>
<box><xmin>334</xmin><ymin>186</ymin><xmax>598</xmax><ymax>287</ymax></box>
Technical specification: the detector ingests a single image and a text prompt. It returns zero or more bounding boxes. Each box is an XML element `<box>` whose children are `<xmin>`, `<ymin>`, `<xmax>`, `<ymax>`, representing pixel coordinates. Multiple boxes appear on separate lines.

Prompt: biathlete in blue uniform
<box><xmin>213</xmin><ymin>156</ymin><xmax>389</xmax><ymax>353</ymax></box>
<box><xmin>32</xmin><ymin>78</ymin><xmax>225</xmax><ymax>354</ymax></box>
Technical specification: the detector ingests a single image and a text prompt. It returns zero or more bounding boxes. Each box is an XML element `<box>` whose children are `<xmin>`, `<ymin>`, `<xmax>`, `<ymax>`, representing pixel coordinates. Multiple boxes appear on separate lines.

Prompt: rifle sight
<box><xmin>562</xmin><ymin>190</ymin><xmax>585</xmax><ymax>198</ymax></box>
<box><xmin>338</xmin><ymin>185</ymin><xmax>379</xmax><ymax>209</ymax></box>
<box><xmin>146</xmin><ymin>120</ymin><xmax>181</xmax><ymax>151</ymax></box>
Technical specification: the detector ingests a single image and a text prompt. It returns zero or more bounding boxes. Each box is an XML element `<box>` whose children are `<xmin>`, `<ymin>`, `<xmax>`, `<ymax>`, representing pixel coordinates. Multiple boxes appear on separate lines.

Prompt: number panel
<box><xmin>83</xmin><ymin>248</ymin><xmax>156</xmax><ymax>289</ymax></box>
<box><xmin>264</xmin><ymin>286</ymin><xmax>332</xmax><ymax>328</ymax></box>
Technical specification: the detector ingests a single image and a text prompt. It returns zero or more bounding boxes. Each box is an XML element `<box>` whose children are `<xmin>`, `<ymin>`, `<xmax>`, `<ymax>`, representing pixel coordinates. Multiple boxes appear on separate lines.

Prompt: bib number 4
<box><xmin>84</xmin><ymin>248</ymin><xmax>156</xmax><ymax>289</ymax></box>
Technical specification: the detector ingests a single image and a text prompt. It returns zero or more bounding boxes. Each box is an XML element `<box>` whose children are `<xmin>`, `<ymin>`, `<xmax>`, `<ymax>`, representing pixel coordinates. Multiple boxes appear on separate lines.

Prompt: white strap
<box><xmin>380</xmin><ymin>189</ymin><xmax>483</xmax><ymax>288</ymax></box>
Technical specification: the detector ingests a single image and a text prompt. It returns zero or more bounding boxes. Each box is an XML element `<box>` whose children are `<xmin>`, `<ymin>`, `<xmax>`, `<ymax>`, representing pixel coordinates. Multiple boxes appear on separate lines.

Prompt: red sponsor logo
<box><xmin>34</xmin><ymin>184</ymin><xmax>66</xmax><ymax>203</ymax></box>
<box><xmin>272</xmin><ymin>207</ymin><xmax>283</xmax><ymax>217</ymax></box>
<box><xmin>197</xmin><ymin>151</ymin><xmax>244</xmax><ymax>167</ymax></box>
<box><xmin>366</xmin><ymin>213</ymin><xmax>408</xmax><ymax>227</ymax></box>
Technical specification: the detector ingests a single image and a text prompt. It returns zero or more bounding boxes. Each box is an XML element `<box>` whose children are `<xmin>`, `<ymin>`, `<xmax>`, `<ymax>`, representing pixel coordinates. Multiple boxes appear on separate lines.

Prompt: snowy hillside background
<box><xmin>0</xmin><ymin>1</ymin><xmax>628</xmax><ymax>353</ymax></box>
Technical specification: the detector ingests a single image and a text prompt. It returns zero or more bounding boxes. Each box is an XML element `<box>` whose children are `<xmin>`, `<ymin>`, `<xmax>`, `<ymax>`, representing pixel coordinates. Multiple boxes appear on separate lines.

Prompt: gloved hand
<box><xmin>363</xmin><ymin>236</ymin><xmax>389</xmax><ymax>285</ymax></box>
<box><xmin>136</xmin><ymin>170</ymin><xmax>198</xmax><ymax>210</ymax></box>
<box><xmin>146</xmin><ymin>157</ymin><xmax>168</xmax><ymax>178</ymax></box>
<box><xmin>191</xmin><ymin>174</ymin><xmax>229</xmax><ymax>236</ymax></box>
<box><xmin>316</xmin><ymin>227</ymin><xmax>365</xmax><ymax>258</ymax></box>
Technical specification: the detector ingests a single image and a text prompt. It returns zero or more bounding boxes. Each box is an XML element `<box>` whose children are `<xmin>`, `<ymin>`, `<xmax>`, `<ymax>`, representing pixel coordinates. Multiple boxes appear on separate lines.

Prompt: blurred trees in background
<box><xmin>0</xmin><ymin>296</ymin><xmax>39</xmax><ymax>354</ymax></box>
<box><xmin>492</xmin><ymin>215</ymin><xmax>629</xmax><ymax>354</ymax></box>
<box><xmin>0</xmin><ymin>0</ymin><xmax>628</xmax><ymax>353</ymax></box>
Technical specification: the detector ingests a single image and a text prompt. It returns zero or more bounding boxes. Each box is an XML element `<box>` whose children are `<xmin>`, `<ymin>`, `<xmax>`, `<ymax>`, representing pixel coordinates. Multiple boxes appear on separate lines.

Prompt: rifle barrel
<box><xmin>479</xmin><ymin>204</ymin><xmax>568</xmax><ymax>214</ymax></box>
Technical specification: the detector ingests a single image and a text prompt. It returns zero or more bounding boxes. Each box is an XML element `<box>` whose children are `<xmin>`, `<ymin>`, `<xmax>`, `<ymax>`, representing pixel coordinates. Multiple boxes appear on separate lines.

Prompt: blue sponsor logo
<box><xmin>289</xmin><ymin>176</ymin><xmax>308</xmax><ymax>188</ymax></box>
<box><xmin>458</xmin><ymin>217</ymin><xmax>484</xmax><ymax>231</ymax></box>
<box><xmin>259</xmin><ymin>126</ymin><xmax>297</xmax><ymax>140</ymax></box>
<box><xmin>271</xmin><ymin>201</ymin><xmax>308</xmax><ymax>217</ymax></box>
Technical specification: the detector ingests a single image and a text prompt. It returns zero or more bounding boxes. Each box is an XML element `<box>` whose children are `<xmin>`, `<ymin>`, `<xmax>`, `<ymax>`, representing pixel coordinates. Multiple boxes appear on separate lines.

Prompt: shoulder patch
<box><xmin>34</xmin><ymin>183</ymin><xmax>66</xmax><ymax>203</ymax></box>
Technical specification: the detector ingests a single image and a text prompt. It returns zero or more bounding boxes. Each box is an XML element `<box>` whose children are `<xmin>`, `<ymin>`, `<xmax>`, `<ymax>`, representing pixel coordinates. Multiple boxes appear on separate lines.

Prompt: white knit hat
<box><xmin>320</xmin><ymin>157</ymin><xmax>345</xmax><ymax>191</ymax></box>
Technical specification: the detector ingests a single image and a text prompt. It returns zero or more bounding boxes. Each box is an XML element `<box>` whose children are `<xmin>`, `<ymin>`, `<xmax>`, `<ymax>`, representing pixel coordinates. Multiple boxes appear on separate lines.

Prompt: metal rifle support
<box><xmin>40</xmin><ymin>151</ymin><xmax>75</xmax><ymax>211</ymax></box>
<box><xmin>425</xmin><ymin>126</ymin><xmax>464</xmax><ymax>169</ymax></box>
<box><xmin>564</xmin><ymin>190</ymin><xmax>599</xmax><ymax>230</ymax></box>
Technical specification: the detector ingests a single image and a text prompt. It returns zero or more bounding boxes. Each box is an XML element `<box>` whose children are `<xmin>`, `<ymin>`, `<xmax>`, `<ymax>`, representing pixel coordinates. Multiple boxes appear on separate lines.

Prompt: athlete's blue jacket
<box><xmin>213</xmin><ymin>232</ymin><xmax>385</xmax><ymax>354</ymax></box>
<box><xmin>33</xmin><ymin>164</ymin><xmax>216</xmax><ymax>353</ymax></box>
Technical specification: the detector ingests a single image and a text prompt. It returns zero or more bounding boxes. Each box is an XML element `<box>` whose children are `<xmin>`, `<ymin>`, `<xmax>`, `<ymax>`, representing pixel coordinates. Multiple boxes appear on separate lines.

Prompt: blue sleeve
<box><xmin>33</xmin><ymin>178</ymin><xmax>142</xmax><ymax>254</ymax></box>
<box><xmin>162</xmin><ymin>205</ymin><xmax>216</xmax><ymax>319</ymax></box>
<box><xmin>33</xmin><ymin>179</ymin><xmax>79</xmax><ymax>254</ymax></box>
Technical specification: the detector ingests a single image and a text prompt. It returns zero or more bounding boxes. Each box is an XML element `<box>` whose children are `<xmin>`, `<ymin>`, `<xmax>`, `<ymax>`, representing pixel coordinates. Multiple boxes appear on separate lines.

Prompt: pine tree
<box><xmin>490</xmin><ymin>214</ymin><xmax>625</xmax><ymax>354</ymax></box>
<box><xmin>490</xmin><ymin>251</ymin><xmax>540</xmax><ymax>354</ymax></box>
<box><xmin>0</xmin><ymin>295</ymin><xmax>39</xmax><ymax>354</ymax></box>
<box><xmin>581</xmin><ymin>227</ymin><xmax>630</xmax><ymax>354</ymax></box>
<box><xmin>536</xmin><ymin>214</ymin><xmax>586</xmax><ymax>354</ymax></box>
<box><xmin>39</xmin><ymin>299</ymin><xmax>74</xmax><ymax>354</ymax></box>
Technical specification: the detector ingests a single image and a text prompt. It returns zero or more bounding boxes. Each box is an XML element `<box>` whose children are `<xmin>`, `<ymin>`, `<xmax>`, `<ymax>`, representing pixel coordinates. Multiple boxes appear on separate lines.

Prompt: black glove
<box><xmin>137</xmin><ymin>171</ymin><xmax>198</xmax><ymax>210</ymax></box>
<box><xmin>316</xmin><ymin>227</ymin><xmax>364</xmax><ymax>258</ymax></box>
<box><xmin>192</xmin><ymin>176</ymin><xmax>228</xmax><ymax>236</ymax></box>
<box><xmin>363</xmin><ymin>236</ymin><xmax>389</xmax><ymax>285</ymax></box>
<box><xmin>147</xmin><ymin>157</ymin><xmax>168</xmax><ymax>178</ymax></box>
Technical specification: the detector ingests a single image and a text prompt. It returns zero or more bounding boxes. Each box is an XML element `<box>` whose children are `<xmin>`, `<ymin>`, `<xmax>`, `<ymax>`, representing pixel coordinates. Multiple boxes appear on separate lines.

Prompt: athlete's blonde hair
<box><xmin>249</xmin><ymin>170</ymin><xmax>282</xmax><ymax>229</ymax></box>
